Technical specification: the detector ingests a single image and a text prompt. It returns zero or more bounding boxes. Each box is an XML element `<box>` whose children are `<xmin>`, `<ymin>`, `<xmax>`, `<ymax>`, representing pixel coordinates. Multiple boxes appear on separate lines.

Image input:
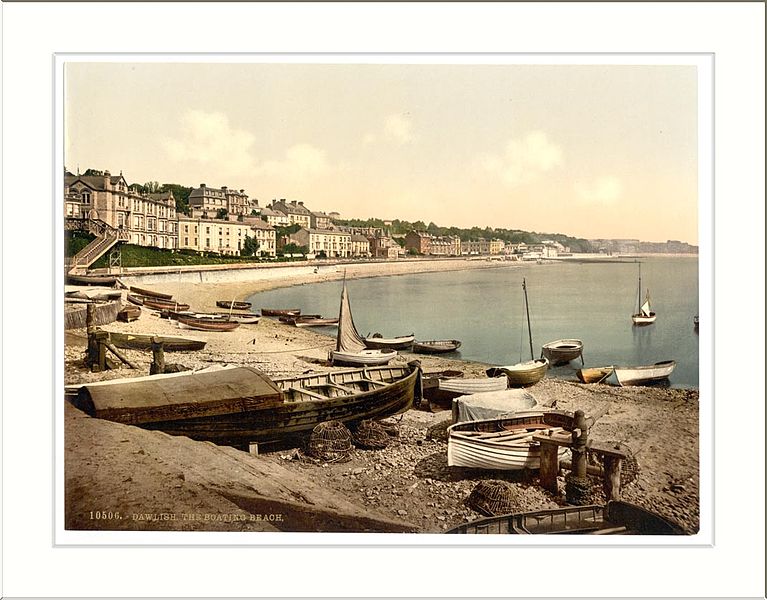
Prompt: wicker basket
<box><xmin>306</xmin><ymin>420</ymin><xmax>353</xmax><ymax>463</ymax></box>
<box><xmin>353</xmin><ymin>420</ymin><xmax>390</xmax><ymax>450</ymax></box>
<box><xmin>465</xmin><ymin>480</ymin><xmax>521</xmax><ymax>516</ymax></box>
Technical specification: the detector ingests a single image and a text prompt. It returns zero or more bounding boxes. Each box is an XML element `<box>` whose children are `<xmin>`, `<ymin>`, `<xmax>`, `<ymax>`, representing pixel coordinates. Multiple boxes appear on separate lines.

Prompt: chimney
<box><xmin>298</xmin><ymin>201</ymin><xmax>304</xmax><ymax>206</ymax></box>
<box><xmin>222</xmin><ymin>186</ymin><xmax>227</xmax><ymax>191</ymax></box>
<box><xmin>291</xmin><ymin>200</ymin><xmax>297</xmax><ymax>206</ymax></box>
<box><xmin>200</xmin><ymin>183</ymin><xmax>206</xmax><ymax>188</ymax></box>
<box><xmin>240</xmin><ymin>189</ymin><xmax>244</xmax><ymax>193</ymax></box>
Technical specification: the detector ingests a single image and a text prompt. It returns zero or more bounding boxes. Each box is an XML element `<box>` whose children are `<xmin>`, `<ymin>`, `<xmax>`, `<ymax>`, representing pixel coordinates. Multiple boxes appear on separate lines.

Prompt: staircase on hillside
<box><xmin>66</xmin><ymin>218</ymin><xmax>130</xmax><ymax>275</ymax></box>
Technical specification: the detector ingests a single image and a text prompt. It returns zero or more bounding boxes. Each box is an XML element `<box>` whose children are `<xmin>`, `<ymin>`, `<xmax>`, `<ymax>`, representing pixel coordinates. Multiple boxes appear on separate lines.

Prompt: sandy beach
<box><xmin>64</xmin><ymin>258</ymin><xmax>700</xmax><ymax>534</ymax></box>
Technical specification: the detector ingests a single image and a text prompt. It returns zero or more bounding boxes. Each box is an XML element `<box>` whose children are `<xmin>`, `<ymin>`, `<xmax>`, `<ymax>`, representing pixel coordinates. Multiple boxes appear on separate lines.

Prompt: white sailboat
<box><xmin>329</xmin><ymin>280</ymin><xmax>397</xmax><ymax>367</ymax></box>
<box><xmin>631</xmin><ymin>263</ymin><xmax>657</xmax><ymax>325</ymax></box>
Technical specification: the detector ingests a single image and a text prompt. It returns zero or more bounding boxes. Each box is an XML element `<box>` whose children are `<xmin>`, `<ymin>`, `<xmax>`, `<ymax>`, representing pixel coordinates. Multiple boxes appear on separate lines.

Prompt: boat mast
<box><xmin>637</xmin><ymin>262</ymin><xmax>642</xmax><ymax>314</ymax></box>
<box><xmin>523</xmin><ymin>278</ymin><xmax>534</xmax><ymax>360</ymax></box>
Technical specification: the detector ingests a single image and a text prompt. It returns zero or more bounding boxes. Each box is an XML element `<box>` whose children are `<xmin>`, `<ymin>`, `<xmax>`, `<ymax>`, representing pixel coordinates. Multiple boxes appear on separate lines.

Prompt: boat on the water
<box><xmin>129</xmin><ymin>286</ymin><xmax>173</xmax><ymax>300</ymax></box>
<box><xmin>363</xmin><ymin>332</ymin><xmax>415</xmax><ymax>351</ymax></box>
<box><xmin>605</xmin><ymin>360</ymin><xmax>676</xmax><ymax>386</ymax></box>
<box><xmin>576</xmin><ymin>366</ymin><xmax>614</xmax><ymax>384</ymax></box>
<box><xmin>541</xmin><ymin>339</ymin><xmax>584</xmax><ymax>365</ymax></box>
<box><xmin>216</xmin><ymin>300</ymin><xmax>252</xmax><ymax>310</ymax></box>
<box><xmin>329</xmin><ymin>280</ymin><xmax>397</xmax><ymax>367</ymax></box>
<box><xmin>70</xmin><ymin>363</ymin><xmax>420</xmax><ymax>447</ymax></box>
<box><xmin>177</xmin><ymin>314</ymin><xmax>240</xmax><ymax>332</ymax></box>
<box><xmin>447</xmin><ymin>410</ymin><xmax>573</xmax><ymax>470</ymax></box>
<box><xmin>262</xmin><ymin>308</ymin><xmax>301</xmax><ymax>317</ymax></box>
<box><xmin>488</xmin><ymin>279</ymin><xmax>548</xmax><ymax>387</ymax></box>
<box><xmin>631</xmin><ymin>263</ymin><xmax>656</xmax><ymax>325</ymax></box>
<box><xmin>412</xmin><ymin>339</ymin><xmax>462</xmax><ymax>354</ymax></box>
<box><xmin>446</xmin><ymin>501</ymin><xmax>684</xmax><ymax>535</ymax></box>
<box><xmin>693</xmin><ymin>315</ymin><xmax>699</xmax><ymax>328</ymax></box>
<box><xmin>105</xmin><ymin>331</ymin><xmax>207</xmax><ymax>352</ymax></box>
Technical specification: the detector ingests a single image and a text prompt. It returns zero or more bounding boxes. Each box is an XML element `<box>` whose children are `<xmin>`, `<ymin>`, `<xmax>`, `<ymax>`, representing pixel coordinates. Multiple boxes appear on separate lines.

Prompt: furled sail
<box><xmin>336</xmin><ymin>282</ymin><xmax>367</xmax><ymax>353</ymax></box>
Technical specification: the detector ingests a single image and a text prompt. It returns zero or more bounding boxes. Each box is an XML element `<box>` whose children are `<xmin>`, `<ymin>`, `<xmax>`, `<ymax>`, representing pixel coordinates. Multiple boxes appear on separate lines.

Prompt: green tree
<box><xmin>241</xmin><ymin>235</ymin><xmax>259</xmax><ymax>257</ymax></box>
<box><xmin>216</xmin><ymin>208</ymin><xmax>228</xmax><ymax>220</ymax></box>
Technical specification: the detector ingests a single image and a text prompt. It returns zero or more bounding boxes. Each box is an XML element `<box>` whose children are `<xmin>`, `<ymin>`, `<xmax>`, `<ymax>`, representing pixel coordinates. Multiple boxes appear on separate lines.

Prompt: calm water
<box><xmin>248</xmin><ymin>256</ymin><xmax>700</xmax><ymax>388</ymax></box>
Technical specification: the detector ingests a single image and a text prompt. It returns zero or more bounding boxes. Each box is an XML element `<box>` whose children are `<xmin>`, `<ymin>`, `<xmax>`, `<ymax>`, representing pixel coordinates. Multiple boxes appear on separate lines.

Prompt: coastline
<box><xmin>63</xmin><ymin>257</ymin><xmax>700</xmax><ymax>534</ymax></box>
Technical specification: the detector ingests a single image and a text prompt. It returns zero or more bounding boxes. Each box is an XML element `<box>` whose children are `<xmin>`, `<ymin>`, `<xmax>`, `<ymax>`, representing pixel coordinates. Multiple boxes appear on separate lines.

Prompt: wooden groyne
<box><xmin>64</xmin><ymin>300</ymin><xmax>121</xmax><ymax>330</ymax></box>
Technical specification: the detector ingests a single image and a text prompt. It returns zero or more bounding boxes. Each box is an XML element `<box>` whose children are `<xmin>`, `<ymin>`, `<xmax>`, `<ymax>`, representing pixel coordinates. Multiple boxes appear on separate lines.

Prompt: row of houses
<box><xmin>402</xmin><ymin>231</ymin><xmax>567</xmax><ymax>258</ymax></box>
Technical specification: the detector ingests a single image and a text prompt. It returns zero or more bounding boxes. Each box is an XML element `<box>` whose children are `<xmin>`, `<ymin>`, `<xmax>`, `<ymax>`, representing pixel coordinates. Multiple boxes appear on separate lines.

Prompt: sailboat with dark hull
<box><xmin>329</xmin><ymin>280</ymin><xmax>397</xmax><ymax>367</ymax></box>
<box><xmin>631</xmin><ymin>263</ymin><xmax>656</xmax><ymax>325</ymax></box>
<box><xmin>487</xmin><ymin>278</ymin><xmax>548</xmax><ymax>387</ymax></box>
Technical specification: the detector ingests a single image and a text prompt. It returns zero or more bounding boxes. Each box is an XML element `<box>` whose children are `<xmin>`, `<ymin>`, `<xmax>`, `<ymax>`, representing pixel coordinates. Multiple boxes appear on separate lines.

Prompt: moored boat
<box><xmin>447</xmin><ymin>410</ymin><xmax>573</xmax><ymax>470</ymax></box>
<box><xmin>177</xmin><ymin>314</ymin><xmax>240</xmax><ymax>332</ymax></box>
<box><xmin>329</xmin><ymin>280</ymin><xmax>396</xmax><ymax>367</ymax></box>
<box><xmin>576</xmin><ymin>366</ymin><xmax>614</xmax><ymax>384</ymax></box>
<box><xmin>216</xmin><ymin>300</ymin><xmax>252</xmax><ymax>310</ymax></box>
<box><xmin>605</xmin><ymin>360</ymin><xmax>676</xmax><ymax>386</ymax></box>
<box><xmin>262</xmin><ymin>308</ymin><xmax>301</xmax><ymax>317</ymax></box>
<box><xmin>446</xmin><ymin>501</ymin><xmax>684</xmax><ymax>535</ymax></box>
<box><xmin>70</xmin><ymin>363</ymin><xmax>420</xmax><ymax>447</ymax></box>
<box><xmin>541</xmin><ymin>339</ymin><xmax>584</xmax><ymax>365</ymax></box>
<box><xmin>412</xmin><ymin>339</ymin><xmax>462</xmax><ymax>354</ymax></box>
<box><xmin>129</xmin><ymin>286</ymin><xmax>173</xmax><ymax>300</ymax></box>
<box><xmin>363</xmin><ymin>333</ymin><xmax>415</xmax><ymax>350</ymax></box>
<box><xmin>631</xmin><ymin>263</ymin><xmax>657</xmax><ymax>325</ymax></box>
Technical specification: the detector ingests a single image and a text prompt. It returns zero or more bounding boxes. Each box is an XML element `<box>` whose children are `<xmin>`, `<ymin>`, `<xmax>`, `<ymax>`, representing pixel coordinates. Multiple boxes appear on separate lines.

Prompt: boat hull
<box><xmin>74</xmin><ymin>365</ymin><xmax>419</xmax><ymax>447</ymax></box>
<box><xmin>107</xmin><ymin>331</ymin><xmax>207</xmax><ymax>352</ymax></box>
<box><xmin>541</xmin><ymin>339</ymin><xmax>584</xmax><ymax>365</ymax></box>
<box><xmin>576</xmin><ymin>367</ymin><xmax>614</xmax><ymax>383</ymax></box>
<box><xmin>489</xmin><ymin>359</ymin><xmax>549</xmax><ymax>387</ymax></box>
<box><xmin>330</xmin><ymin>348</ymin><xmax>397</xmax><ymax>366</ymax></box>
<box><xmin>177</xmin><ymin>315</ymin><xmax>240</xmax><ymax>331</ymax></box>
<box><xmin>423</xmin><ymin>376</ymin><xmax>508</xmax><ymax>407</ymax></box>
<box><xmin>142</xmin><ymin>298</ymin><xmax>190</xmax><ymax>312</ymax></box>
<box><xmin>412</xmin><ymin>340</ymin><xmax>462</xmax><ymax>354</ymax></box>
<box><xmin>216</xmin><ymin>300</ymin><xmax>252</xmax><ymax>310</ymax></box>
<box><xmin>632</xmin><ymin>312</ymin><xmax>657</xmax><ymax>325</ymax></box>
<box><xmin>129</xmin><ymin>286</ymin><xmax>173</xmax><ymax>300</ymax></box>
<box><xmin>262</xmin><ymin>308</ymin><xmax>301</xmax><ymax>317</ymax></box>
<box><xmin>447</xmin><ymin>411</ymin><xmax>573</xmax><ymax>471</ymax></box>
<box><xmin>607</xmin><ymin>360</ymin><xmax>676</xmax><ymax>386</ymax></box>
<box><xmin>446</xmin><ymin>501</ymin><xmax>684</xmax><ymax>535</ymax></box>
<box><xmin>363</xmin><ymin>335</ymin><xmax>415</xmax><ymax>350</ymax></box>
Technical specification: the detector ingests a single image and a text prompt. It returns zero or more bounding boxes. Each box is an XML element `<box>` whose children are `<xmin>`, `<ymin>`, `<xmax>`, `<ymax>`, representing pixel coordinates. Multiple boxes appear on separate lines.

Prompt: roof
<box><xmin>304</xmin><ymin>228</ymin><xmax>351</xmax><ymax>236</ymax></box>
<box><xmin>272</xmin><ymin>200</ymin><xmax>312</xmax><ymax>216</ymax></box>
<box><xmin>260</xmin><ymin>207</ymin><xmax>287</xmax><ymax>217</ymax></box>
<box><xmin>249</xmin><ymin>219</ymin><xmax>275</xmax><ymax>231</ymax></box>
<box><xmin>148</xmin><ymin>192</ymin><xmax>174</xmax><ymax>202</ymax></box>
<box><xmin>351</xmin><ymin>234</ymin><xmax>370</xmax><ymax>243</ymax></box>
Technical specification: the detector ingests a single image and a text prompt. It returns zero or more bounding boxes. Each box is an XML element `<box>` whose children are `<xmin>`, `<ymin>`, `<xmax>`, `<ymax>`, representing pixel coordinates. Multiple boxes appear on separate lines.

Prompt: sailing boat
<box><xmin>631</xmin><ymin>263</ymin><xmax>657</xmax><ymax>325</ymax></box>
<box><xmin>487</xmin><ymin>278</ymin><xmax>549</xmax><ymax>387</ymax></box>
<box><xmin>328</xmin><ymin>279</ymin><xmax>397</xmax><ymax>367</ymax></box>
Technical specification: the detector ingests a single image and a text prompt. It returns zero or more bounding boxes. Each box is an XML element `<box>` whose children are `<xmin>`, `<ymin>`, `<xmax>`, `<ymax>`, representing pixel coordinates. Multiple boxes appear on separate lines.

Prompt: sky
<box><xmin>65</xmin><ymin>62</ymin><xmax>699</xmax><ymax>244</ymax></box>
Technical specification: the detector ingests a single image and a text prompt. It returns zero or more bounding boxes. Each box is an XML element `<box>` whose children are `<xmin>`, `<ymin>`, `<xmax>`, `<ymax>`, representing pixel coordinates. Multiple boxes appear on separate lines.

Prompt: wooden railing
<box><xmin>67</xmin><ymin>217</ymin><xmax>129</xmax><ymax>273</ymax></box>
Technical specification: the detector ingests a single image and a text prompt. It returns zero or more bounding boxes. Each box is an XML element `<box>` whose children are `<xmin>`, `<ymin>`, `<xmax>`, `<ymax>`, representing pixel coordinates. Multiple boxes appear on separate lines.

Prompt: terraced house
<box><xmin>270</xmin><ymin>199</ymin><xmax>312</xmax><ymax>228</ymax></box>
<box><xmin>177</xmin><ymin>215</ymin><xmax>253</xmax><ymax>256</ymax></box>
<box><xmin>290</xmin><ymin>228</ymin><xmax>352</xmax><ymax>258</ymax></box>
<box><xmin>64</xmin><ymin>170</ymin><xmax>177</xmax><ymax>249</ymax></box>
<box><xmin>188</xmin><ymin>183</ymin><xmax>254</xmax><ymax>216</ymax></box>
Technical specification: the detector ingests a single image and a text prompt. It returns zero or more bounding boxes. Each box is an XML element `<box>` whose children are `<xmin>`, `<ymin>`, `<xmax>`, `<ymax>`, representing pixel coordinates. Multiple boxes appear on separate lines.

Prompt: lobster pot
<box><xmin>307</xmin><ymin>420</ymin><xmax>353</xmax><ymax>463</ymax></box>
<box><xmin>353</xmin><ymin>420</ymin><xmax>390</xmax><ymax>450</ymax></box>
<box><xmin>465</xmin><ymin>480</ymin><xmax>521</xmax><ymax>517</ymax></box>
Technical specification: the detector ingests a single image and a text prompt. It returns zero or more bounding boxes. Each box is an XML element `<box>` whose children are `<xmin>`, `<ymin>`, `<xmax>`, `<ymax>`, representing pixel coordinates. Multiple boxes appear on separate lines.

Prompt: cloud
<box><xmin>575</xmin><ymin>176</ymin><xmax>623</xmax><ymax>206</ymax></box>
<box><xmin>256</xmin><ymin>143</ymin><xmax>335</xmax><ymax>180</ymax></box>
<box><xmin>364</xmin><ymin>113</ymin><xmax>416</xmax><ymax>145</ymax></box>
<box><xmin>162</xmin><ymin>110</ymin><xmax>256</xmax><ymax>175</ymax></box>
<box><xmin>479</xmin><ymin>131</ymin><xmax>563</xmax><ymax>186</ymax></box>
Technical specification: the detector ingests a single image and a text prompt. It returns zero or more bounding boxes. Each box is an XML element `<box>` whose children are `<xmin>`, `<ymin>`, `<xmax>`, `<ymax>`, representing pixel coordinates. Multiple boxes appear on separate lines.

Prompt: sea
<box><xmin>247</xmin><ymin>256</ymin><xmax>700</xmax><ymax>388</ymax></box>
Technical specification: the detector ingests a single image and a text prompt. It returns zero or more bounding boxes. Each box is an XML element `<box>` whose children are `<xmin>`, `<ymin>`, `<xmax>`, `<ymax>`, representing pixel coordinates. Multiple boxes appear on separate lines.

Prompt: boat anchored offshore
<box><xmin>631</xmin><ymin>263</ymin><xmax>656</xmax><ymax>325</ymax></box>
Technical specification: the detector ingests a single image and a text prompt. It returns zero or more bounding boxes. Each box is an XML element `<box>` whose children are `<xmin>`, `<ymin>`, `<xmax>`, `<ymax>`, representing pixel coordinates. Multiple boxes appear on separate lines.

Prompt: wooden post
<box><xmin>150</xmin><ymin>337</ymin><xmax>165</xmax><ymax>375</ymax></box>
<box><xmin>94</xmin><ymin>330</ymin><xmax>109</xmax><ymax>372</ymax></box>
<box><xmin>248</xmin><ymin>443</ymin><xmax>259</xmax><ymax>456</ymax></box>
<box><xmin>603</xmin><ymin>455</ymin><xmax>623</xmax><ymax>501</ymax></box>
<box><xmin>538</xmin><ymin>439</ymin><xmax>560</xmax><ymax>494</ymax></box>
<box><xmin>86</xmin><ymin>303</ymin><xmax>96</xmax><ymax>332</ymax></box>
<box><xmin>571</xmin><ymin>409</ymin><xmax>588</xmax><ymax>479</ymax></box>
<box><xmin>451</xmin><ymin>398</ymin><xmax>459</xmax><ymax>424</ymax></box>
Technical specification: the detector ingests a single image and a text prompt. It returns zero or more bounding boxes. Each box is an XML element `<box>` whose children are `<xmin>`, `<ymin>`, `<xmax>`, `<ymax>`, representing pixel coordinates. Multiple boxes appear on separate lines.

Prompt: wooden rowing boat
<box><xmin>177</xmin><ymin>314</ymin><xmax>240</xmax><ymax>332</ymax></box>
<box><xmin>412</xmin><ymin>339</ymin><xmax>462</xmax><ymax>354</ymax></box>
<box><xmin>70</xmin><ymin>363</ymin><xmax>420</xmax><ymax>447</ymax></box>
<box><xmin>216</xmin><ymin>300</ymin><xmax>252</xmax><ymax>310</ymax></box>
<box><xmin>67</xmin><ymin>274</ymin><xmax>118</xmax><ymax>286</ymax></box>
<box><xmin>143</xmin><ymin>298</ymin><xmax>190</xmax><ymax>312</ymax></box>
<box><xmin>605</xmin><ymin>360</ymin><xmax>676</xmax><ymax>386</ymax></box>
<box><xmin>423</xmin><ymin>375</ymin><xmax>508</xmax><ymax>407</ymax></box>
<box><xmin>363</xmin><ymin>333</ymin><xmax>415</xmax><ymax>350</ymax></box>
<box><xmin>447</xmin><ymin>411</ymin><xmax>573</xmax><ymax>470</ymax></box>
<box><xmin>446</xmin><ymin>501</ymin><xmax>684</xmax><ymax>535</ymax></box>
<box><xmin>129</xmin><ymin>286</ymin><xmax>173</xmax><ymax>300</ymax></box>
<box><xmin>541</xmin><ymin>339</ymin><xmax>584</xmax><ymax>365</ymax></box>
<box><xmin>261</xmin><ymin>308</ymin><xmax>301</xmax><ymax>317</ymax></box>
<box><xmin>289</xmin><ymin>316</ymin><xmax>338</xmax><ymax>327</ymax></box>
<box><xmin>576</xmin><ymin>366</ymin><xmax>614</xmax><ymax>383</ymax></box>
<box><xmin>487</xmin><ymin>359</ymin><xmax>549</xmax><ymax>387</ymax></box>
<box><xmin>209</xmin><ymin>312</ymin><xmax>260</xmax><ymax>324</ymax></box>
<box><xmin>106</xmin><ymin>331</ymin><xmax>207</xmax><ymax>352</ymax></box>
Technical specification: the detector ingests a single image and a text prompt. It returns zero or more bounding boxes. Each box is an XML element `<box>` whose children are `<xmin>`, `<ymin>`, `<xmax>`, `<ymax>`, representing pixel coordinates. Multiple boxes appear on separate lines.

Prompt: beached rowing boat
<box><xmin>70</xmin><ymin>363</ymin><xmax>420</xmax><ymax>447</ymax></box>
<box><xmin>412</xmin><ymin>339</ymin><xmax>462</xmax><ymax>354</ymax></box>
<box><xmin>129</xmin><ymin>286</ymin><xmax>173</xmax><ymax>300</ymax></box>
<box><xmin>177</xmin><ymin>314</ymin><xmax>240</xmax><ymax>332</ymax></box>
<box><xmin>576</xmin><ymin>366</ymin><xmax>614</xmax><ymax>384</ymax></box>
<box><xmin>216</xmin><ymin>300</ymin><xmax>252</xmax><ymax>310</ymax></box>
<box><xmin>605</xmin><ymin>360</ymin><xmax>676</xmax><ymax>386</ymax></box>
<box><xmin>262</xmin><ymin>308</ymin><xmax>301</xmax><ymax>317</ymax></box>
<box><xmin>541</xmin><ymin>339</ymin><xmax>584</xmax><ymax>365</ymax></box>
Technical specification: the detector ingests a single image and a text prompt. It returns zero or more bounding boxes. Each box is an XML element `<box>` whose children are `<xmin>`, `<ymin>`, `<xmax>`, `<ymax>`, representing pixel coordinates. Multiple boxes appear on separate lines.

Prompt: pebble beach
<box><xmin>64</xmin><ymin>258</ymin><xmax>701</xmax><ymax>534</ymax></box>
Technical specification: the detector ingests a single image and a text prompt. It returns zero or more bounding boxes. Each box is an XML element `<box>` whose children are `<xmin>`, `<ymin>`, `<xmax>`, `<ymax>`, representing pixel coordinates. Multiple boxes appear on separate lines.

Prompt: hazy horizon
<box><xmin>65</xmin><ymin>62</ymin><xmax>699</xmax><ymax>245</ymax></box>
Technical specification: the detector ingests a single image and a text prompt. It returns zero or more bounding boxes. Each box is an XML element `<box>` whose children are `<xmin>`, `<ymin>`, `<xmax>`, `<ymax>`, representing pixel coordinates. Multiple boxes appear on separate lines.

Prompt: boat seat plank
<box><xmin>288</xmin><ymin>387</ymin><xmax>329</xmax><ymax>401</ymax></box>
<box><xmin>359</xmin><ymin>378</ymin><xmax>387</xmax><ymax>388</ymax></box>
<box><xmin>320</xmin><ymin>382</ymin><xmax>358</xmax><ymax>395</ymax></box>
